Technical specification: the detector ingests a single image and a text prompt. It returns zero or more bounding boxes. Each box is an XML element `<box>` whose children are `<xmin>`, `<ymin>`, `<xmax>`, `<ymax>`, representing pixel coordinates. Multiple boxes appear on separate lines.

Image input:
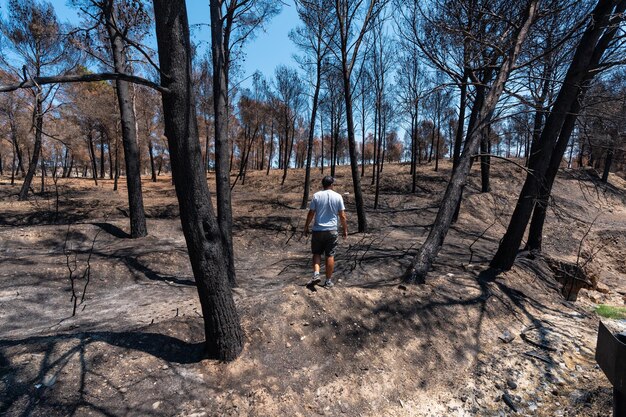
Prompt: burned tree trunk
<box><xmin>152</xmin><ymin>0</ymin><xmax>244</xmax><ymax>361</ymax></box>
<box><xmin>341</xmin><ymin>68</ymin><xmax>368</xmax><ymax>232</ymax></box>
<box><xmin>104</xmin><ymin>0</ymin><xmax>148</xmax><ymax>238</ymax></box>
<box><xmin>87</xmin><ymin>130</ymin><xmax>99</xmax><ymax>185</ymax></box>
<box><xmin>480</xmin><ymin>126</ymin><xmax>491</xmax><ymax>193</ymax></box>
<box><xmin>404</xmin><ymin>0</ymin><xmax>538</xmax><ymax>283</ymax></box>
<box><xmin>602</xmin><ymin>146</ymin><xmax>614</xmax><ymax>183</ymax></box>
<box><xmin>148</xmin><ymin>139</ymin><xmax>157</xmax><ymax>182</ymax></box>
<box><xmin>301</xmin><ymin>59</ymin><xmax>322</xmax><ymax>209</ymax></box>
<box><xmin>491</xmin><ymin>0</ymin><xmax>625</xmax><ymax>270</ymax></box>
<box><xmin>18</xmin><ymin>94</ymin><xmax>44</xmax><ymax>200</ymax></box>
<box><xmin>210</xmin><ymin>0</ymin><xmax>237</xmax><ymax>287</ymax></box>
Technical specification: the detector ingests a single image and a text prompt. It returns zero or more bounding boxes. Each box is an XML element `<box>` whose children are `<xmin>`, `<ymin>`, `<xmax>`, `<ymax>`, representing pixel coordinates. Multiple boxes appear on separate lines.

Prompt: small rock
<box><xmin>499</xmin><ymin>330</ymin><xmax>515</xmax><ymax>343</ymax></box>
<box><xmin>286</xmin><ymin>342</ymin><xmax>291</xmax><ymax>348</ymax></box>
<box><xmin>569</xmin><ymin>389</ymin><xmax>591</xmax><ymax>405</ymax></box>
<box><xmin>397</xmin><ymin>285</ymin><xmax>407</xmax><ymax>291</ymax></box>
<box><xmin>303</xmin><ymin>322</ymin><xmax>310</xmax><ymax>326</ymax></box>
<box><xmin>528</xmin><ymin>402</ymin><xmax>538</xmax><ymax>412</ymax></box>
<box><xmin>152</xmin><ymin>401</ymin><xmax>161</xmax><ymax>410</ymax></box>
<box><xmin>596</xmin><ymin>283</ymin><xmax>610</xmax><ymax>294</ymax></box>
<box><xmin>506</xmin><ymin>378</ymin><xmax>518</xmax><ymax>390</ymax></box>
<box><xmin>120</xmin><ymin>387</ymin><xmax>128</xmax><ymax>393</ymax></box>
<box><xmin>502</xmin><ymin>392</ymin><xmax>517</xmax><ymax>412</ymax></box>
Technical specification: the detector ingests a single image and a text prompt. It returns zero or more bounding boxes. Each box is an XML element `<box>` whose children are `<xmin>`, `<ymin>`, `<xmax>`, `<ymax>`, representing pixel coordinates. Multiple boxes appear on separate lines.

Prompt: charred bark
<box><xmin>210</xmin><ymin>0</ymin><xmax>237</xmax><ymax>287</ymax></box>
<box><xmin>18</xmin><ymin>94</ymin><xmax>44</xmax><ymax>200</ymax></box>
<box><xmin>491</xmin><ymin>0</ymin><xmax>625</xmax><ymax>270</ymax></box>
<box><xmin>153</xmin><ymin>0</ymin><xmax>243</xmax><ymax>361</ymax></box>
<box><xmin>404</xmin><ymin>0</ymin><xmax>538</xmax><ymax>283</ymax></box>
<box><xmin>104</xmin><ymin>0</ymin><xmax>148</xmax><ymax>238</ymax></box>
<box><xmin>301</xmin><ymin>59</ymin><xmax>322</xmax><ymax>209</ymax></box>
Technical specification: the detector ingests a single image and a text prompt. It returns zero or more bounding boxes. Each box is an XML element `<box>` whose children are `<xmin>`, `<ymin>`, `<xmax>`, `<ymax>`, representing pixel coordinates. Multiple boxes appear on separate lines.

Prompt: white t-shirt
<box><xmin>310</xmin><ymin>189</ymin><xmax>345</xmax><ymax>231</ymax></box>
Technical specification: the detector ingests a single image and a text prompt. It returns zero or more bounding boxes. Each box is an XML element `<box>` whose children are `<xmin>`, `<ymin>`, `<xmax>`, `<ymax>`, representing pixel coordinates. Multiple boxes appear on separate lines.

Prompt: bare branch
<box><xmin>0</xmin><ymin>72</ymin><xmax>169</xmax><ymax>94</ymax></box>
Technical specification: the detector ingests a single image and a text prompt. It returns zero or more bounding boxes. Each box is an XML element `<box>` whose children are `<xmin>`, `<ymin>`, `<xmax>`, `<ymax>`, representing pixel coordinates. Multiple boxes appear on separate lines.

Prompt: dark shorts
<box><xmin>311</xmin><ymin>231</ymin><xmax>339</xmax><ymax>257</ymax></box>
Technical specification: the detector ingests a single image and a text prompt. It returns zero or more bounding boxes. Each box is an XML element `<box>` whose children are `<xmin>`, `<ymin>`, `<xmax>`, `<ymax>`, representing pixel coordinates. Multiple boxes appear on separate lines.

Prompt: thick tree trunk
<box><xmin>210</xmin><ymin>0</ymin><xmax>237</xmax><ymax>287</ymax></box>
<box><xmin>404</xmin><ymin>0</ymin><xmax>538</xmax><ymax>283</ymax></box>
<box><xmin>526</xmin><ymin>98</ymin><xmax>583</xmax><ymax>251</ymax></box>
<box><xmin>104</xmin><ymin>0</ymin><xmax>148</xmax><ymax>238</ymax></box>
<box><xmin>153</xmin><ymin>0</ymin><xmax>244</xmax><ymax>361</ymax></box>
<box><xmin>18</xmin><ymin>95</ymin><xmax>44</xmax><ymax>200</ymax></box>
<box><xmin>491</xmin><ymin>0</ymin><xmax>624</xmax><ymax>270</ymax></box>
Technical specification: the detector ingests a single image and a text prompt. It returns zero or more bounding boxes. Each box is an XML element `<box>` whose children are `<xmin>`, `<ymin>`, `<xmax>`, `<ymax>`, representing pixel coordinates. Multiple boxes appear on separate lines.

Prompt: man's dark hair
<box><xmin>322</xmin><ymin>176</ymin><xmax>335</xmax><ymax>188</ymax></box>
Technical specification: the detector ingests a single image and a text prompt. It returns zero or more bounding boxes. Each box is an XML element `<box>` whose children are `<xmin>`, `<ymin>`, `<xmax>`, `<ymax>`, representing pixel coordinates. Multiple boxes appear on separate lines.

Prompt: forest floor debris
<box><xmin>1</xmin><ymin>160</ymin><xmax>625</xmax><ymax>416</ymax></box>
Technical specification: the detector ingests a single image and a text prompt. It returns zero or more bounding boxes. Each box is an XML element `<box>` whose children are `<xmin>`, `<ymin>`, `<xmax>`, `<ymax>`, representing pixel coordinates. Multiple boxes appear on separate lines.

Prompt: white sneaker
<box><xmin>306</xmin><ymin>274</ymin><xmax>321</xmax><ymax>287</ymax></box>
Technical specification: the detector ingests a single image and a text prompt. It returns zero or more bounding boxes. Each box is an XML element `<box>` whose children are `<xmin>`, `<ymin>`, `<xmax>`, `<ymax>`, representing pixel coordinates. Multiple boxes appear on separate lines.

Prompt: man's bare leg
<box><xmin>307</xmin><ymin>254</ymin><xmax>322</xmax><ymax>286</ymax></box>
<box><xmin>325</xmin><ymin>256</ymin><xmax>334</xmax><ymax>280</ymax></box>
<box><xmin>313</xmin><ymin>254</ymin><xmax>321</xmax><ymax>274</ymax></box>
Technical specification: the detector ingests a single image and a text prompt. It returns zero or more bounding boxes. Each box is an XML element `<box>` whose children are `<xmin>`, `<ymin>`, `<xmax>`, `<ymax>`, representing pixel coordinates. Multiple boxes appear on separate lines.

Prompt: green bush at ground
<box><xmin>594</xmin><ymin>304</ymin><xmax>626</xmax><ymax>320</ymax></box>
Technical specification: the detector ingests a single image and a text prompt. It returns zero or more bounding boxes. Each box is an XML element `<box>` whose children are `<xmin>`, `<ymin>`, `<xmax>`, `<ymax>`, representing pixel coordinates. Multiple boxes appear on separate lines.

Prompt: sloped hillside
<box><xmin>1</xmin><ymin>160</ymin><xmax>624</xmax><ymax>416</ymax></box>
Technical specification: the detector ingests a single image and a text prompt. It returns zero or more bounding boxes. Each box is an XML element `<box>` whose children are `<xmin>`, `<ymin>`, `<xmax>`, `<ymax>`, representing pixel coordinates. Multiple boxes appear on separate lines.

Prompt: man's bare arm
<box><xmin>304</xmin><ymin>210</ymin><xmax>315</xmax><ymax>236</ymax></box>
<box><xmin>339</xmin><ymin>210</ymin><xmax>348</xmax><ymax>238</ymax></box>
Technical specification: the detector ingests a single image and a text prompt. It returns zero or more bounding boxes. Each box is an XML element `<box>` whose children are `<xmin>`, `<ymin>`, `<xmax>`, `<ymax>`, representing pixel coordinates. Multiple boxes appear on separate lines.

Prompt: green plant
<box><xmin>594</xmin><ymin>304</ymin><xmax>626</xmax><ymax>320</ymax></box>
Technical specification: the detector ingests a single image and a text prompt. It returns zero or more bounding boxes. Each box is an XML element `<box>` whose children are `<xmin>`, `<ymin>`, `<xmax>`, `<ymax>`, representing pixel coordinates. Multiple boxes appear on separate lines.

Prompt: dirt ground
<box><xmin>1</xmin><ymin>160</ymin><xmax>625</xmax><ymax>416</ymax></box>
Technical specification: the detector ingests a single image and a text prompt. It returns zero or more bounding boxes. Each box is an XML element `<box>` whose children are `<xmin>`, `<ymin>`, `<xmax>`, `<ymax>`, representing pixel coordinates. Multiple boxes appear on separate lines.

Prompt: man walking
<box><xmin>304</xmin><ymin>176</ymin><xmax>348</xmax><ymax>288</ymax></box>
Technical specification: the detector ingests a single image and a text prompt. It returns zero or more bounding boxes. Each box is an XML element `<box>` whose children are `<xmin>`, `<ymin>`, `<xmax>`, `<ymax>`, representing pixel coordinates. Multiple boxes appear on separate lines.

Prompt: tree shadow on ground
<box><xmin>92</xmin><ymin>222</ymin><xmax>130</xmax><ymax>239</ymax></box>
<box><xmin>0</xmin><ymin>210</ymin><xmax>89</xmax><ymax>227</ymax></box>
<box><xmin>563</xmin><ymin>168</ymin><xmax>626</xmax><ymax>204</ymax></box>
<box><xmin>0</xmin><ymin>330</ymin><xmax>206</xmax><ymax>416</ymax></box>
<box><xmin>292</xmin><ymin>266</ymin><xmax>563</xmax><ymax>398</ymax></box>
<box><xmin>233</xmin><ymin>215</ymin><xmax>296</xmax><ymax>233</ymax></box>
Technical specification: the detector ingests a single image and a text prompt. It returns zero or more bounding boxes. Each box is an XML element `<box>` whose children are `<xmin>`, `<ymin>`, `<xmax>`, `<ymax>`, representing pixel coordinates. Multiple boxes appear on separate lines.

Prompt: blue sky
<box><xmin>187</xmin><ymin>1</ymin><xmax>300</xmax><ymax>82</ymax></box>
<box><xmin>0</xmin><ymin>0</ymin><xmax>299</xmax><ymax>84</ymax></box>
